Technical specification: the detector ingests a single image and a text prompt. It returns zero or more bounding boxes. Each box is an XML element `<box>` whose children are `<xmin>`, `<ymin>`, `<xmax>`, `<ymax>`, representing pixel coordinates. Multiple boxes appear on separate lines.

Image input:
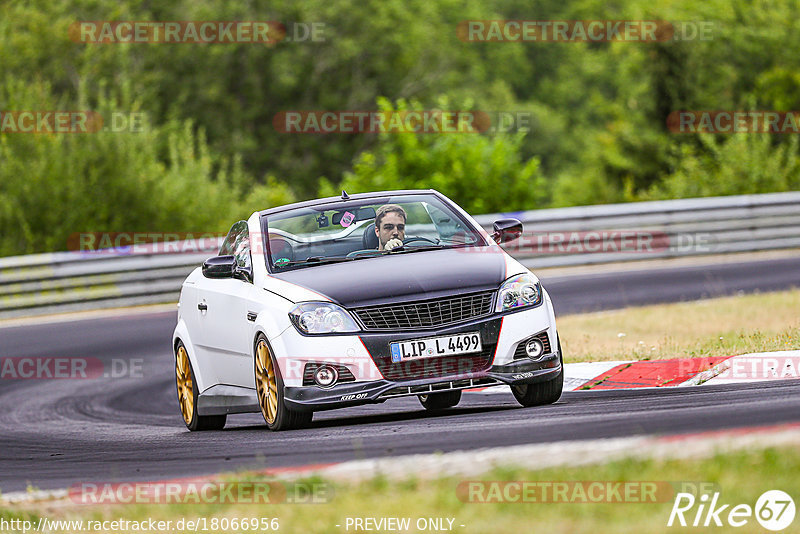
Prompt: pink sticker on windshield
<box><xmin>340</xmin><ymin>211</ymin><xmax>355</xmax><ymax>227</ymax></box>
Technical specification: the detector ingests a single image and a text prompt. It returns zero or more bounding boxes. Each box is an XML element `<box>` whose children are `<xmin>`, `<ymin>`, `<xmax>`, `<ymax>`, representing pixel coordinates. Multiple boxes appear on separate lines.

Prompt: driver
<box><xmin>374</xmin><ymin>204</ymin><xmax>406</xmax><ymax>251</ymax></box>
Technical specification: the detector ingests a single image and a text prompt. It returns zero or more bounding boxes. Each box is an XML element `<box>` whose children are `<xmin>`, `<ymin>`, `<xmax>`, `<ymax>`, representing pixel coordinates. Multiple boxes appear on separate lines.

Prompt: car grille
<box><xmin>380</xmin><ymin>377</ymin><xmax>501</xmax><ymax>398</ymax></box>
<box><xmin>513</xmin><ymin>331</ymin><xmax>552</xmax><ymax>361</ymax></box>
<box><xmin>352</xmin><ymin>291</ymin><xmax>495</xmax><ymax>331</ymax></box>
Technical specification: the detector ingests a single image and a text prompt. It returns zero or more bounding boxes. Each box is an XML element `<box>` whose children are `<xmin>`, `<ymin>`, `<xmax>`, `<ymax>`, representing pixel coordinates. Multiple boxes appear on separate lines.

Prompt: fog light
<box><xmin>525</xmin><ymin>339</ymin><xmax>544</xmax><ymax>359</ymax></box>
<box><xmin>314</xmin><ymin>365</ymin><xmax>338</xmax><ymax>388</ymax></box>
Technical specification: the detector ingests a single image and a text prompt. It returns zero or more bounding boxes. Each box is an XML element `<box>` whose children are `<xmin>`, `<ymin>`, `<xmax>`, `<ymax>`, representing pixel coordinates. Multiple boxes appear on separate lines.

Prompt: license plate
<box><xmin>390</xmin><ymin>332</ymin><xmax>482</xmax><ymax>362</ymax></box>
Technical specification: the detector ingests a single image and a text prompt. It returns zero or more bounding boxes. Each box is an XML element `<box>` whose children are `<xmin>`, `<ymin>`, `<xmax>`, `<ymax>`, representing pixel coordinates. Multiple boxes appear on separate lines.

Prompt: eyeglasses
<box><xmin>381</xmin><ymin>224</ymin><xmax>405</xmax><ymax>231</ymax></box>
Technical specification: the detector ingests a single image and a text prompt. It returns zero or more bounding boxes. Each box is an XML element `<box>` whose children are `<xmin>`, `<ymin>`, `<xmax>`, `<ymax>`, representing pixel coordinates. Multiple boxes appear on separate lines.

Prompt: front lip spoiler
<box><xmin>283</xmin><ymin>353</ymin><xmax>561</xmax><ymax>412</ymax></box>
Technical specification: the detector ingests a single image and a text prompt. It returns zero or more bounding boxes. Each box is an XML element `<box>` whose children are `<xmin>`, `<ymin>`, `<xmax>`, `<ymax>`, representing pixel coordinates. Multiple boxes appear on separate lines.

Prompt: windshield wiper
<box><xmin>275</xmin><ymin>255</ymin><xmax>355</xmax><ymax>267</ymax></box>
<box><xmin>390</xmin><ymin>244</ymin><xmax>444</xmax><ymax>254</ymax></box>
<box><xmin>389</xmin><ymin>243</ymin><xmax>480</xmax><ymax>255</ymax></box>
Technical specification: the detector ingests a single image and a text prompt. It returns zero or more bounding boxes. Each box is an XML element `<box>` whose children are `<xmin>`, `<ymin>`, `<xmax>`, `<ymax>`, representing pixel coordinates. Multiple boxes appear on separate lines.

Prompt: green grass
<box><xmin>5</xmin><ymin>445</ymin><xmax>799</xmax><ymax>533</ymax></box>
<box><xmin>559</xmin><ymin>289</ymin><xmax>800</xmax><ymax>362</ymax></box>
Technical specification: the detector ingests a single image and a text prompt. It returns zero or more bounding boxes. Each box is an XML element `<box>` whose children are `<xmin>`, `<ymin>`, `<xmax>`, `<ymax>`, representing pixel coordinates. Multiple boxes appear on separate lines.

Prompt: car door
<box><xmin>193</xmin><ymin>221</ymin><xmax>260</xmax><ymax>389</ymax></box>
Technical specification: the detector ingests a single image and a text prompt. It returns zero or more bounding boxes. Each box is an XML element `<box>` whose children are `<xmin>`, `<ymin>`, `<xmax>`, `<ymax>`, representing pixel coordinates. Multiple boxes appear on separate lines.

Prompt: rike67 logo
<box><xmin>668</xmin><ymin>490</ymin><xmax>795</xmax><ymax>531</ymax></box>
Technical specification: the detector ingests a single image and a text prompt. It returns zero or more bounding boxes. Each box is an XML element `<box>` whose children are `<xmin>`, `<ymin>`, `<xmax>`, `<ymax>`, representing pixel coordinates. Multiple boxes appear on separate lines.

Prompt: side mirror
<box><xmin>202</xmin><ymin>255</ymin><xmax>235</xmax><ymax>278</ymax></box>
<box><xmin>491</xmin><ymin>218</ymin><xmax>523</xmax><ymax>244</ymax></box>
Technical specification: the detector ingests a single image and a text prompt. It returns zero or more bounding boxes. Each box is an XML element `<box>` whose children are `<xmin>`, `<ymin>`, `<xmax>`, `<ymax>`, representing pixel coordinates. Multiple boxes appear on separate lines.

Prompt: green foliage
<box><xmin>327</xmin><ymin>99</ymin><xmax>546</xmax><ymax>214</ymax></box>
<box><xmin>0</xmin><ymin>79</ymin><xmax>294</xmax><ymax>256</ymax></box>
<box><xmin>646</xmin><ymin>134</ymin><xmax>800</xmax><ymax>199</ymax></box>
<box><xmin>2</xmin><ymin>0</ymin><xmax>800</xmax><ymax>255</ymax></box>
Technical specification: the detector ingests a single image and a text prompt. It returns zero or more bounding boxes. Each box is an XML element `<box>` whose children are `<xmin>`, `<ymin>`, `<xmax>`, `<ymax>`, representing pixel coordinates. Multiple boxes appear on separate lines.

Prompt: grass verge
<box><xmin>3</xmin><ymin>445</ymin><xmax>798</xmax><ymax>533</ymax></box>
<box><xmin>558</xmin><ymin>289</ymin><xmax>800</xmax><ymax>362</ymax></box>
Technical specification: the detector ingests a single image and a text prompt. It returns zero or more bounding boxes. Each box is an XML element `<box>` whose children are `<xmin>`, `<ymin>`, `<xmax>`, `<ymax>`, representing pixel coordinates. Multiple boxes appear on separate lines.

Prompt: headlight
<box><xmin>289</xmin><ymin>302</ymin><xmax>360</xmax><ymax>334</ymax></box>
<box><xmin>496</xmin><ymin>274</ymin><xmax>542</xmax><ymax>312</ymax></box>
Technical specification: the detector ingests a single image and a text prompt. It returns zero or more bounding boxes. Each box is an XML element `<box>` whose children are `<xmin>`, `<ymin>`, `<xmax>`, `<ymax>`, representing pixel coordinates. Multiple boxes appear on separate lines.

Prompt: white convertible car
<box><xmin>173</xmin><ymin>190</ymin><xmax>562</xmax><ymax>431</ymax></box>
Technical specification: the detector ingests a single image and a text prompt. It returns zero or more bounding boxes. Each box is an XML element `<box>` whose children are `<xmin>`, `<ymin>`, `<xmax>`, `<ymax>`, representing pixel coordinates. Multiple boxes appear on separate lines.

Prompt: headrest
<box><xmin>362</xmin><ymin>222</ymin><xmax>378</xmax><ymax>249</ymax></box>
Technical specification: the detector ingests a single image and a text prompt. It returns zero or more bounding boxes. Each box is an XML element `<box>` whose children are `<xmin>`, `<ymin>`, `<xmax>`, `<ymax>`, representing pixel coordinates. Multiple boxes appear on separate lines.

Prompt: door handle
<box><xmin>198</xmin><ymin>303</ymin><xmax>208</xmax><ymax>311</ymax></box>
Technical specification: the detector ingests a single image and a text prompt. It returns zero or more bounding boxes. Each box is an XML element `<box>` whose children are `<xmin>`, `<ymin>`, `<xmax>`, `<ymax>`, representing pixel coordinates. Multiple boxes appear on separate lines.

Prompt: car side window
<box><xmin>219</xmin><ymin>221</ymin><xmax>252</xmax><ymax>282</ymax></box>
<box><xmin>220</xmin><ymin>221</ymin><xmax>248</xmax><ymax>256</ymax></box>
<box><xmin>233</xmin><ymin>234</ymin><xmax>252</xmax><ymax>271</ymax></box>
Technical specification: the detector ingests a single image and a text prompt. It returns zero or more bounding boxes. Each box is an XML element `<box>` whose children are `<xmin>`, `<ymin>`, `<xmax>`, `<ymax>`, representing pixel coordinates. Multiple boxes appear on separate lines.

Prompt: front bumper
<box><xmin>277</xmin><ymin>291</ymin><xmax>559</xmax><ymax>411</ymax></box>
<box><xmin>283</xmin><ymin>351</ymin><xmax>561</xmax><ymax>412</ymax></box>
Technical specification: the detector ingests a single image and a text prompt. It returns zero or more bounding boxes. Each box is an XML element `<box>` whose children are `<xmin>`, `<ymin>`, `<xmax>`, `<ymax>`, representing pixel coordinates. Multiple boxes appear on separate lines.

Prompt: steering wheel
<box><xmin>402</xmin><ymin>236</ymin><xmax>438</xmax><ymax>246</ymax></box>
<box><xmin>346</xmin><ymin>237</ymin><xmax>438</xmax><ymax>258</ymax></box>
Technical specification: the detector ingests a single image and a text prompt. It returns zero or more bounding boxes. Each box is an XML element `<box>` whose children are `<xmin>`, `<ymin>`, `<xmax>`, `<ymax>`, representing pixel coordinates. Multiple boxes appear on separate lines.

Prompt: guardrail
<box><xmin>1</xmin><ymin>192</ymin><xmax>799</xmax><ymax>319</ymax></box>
<box><xmin>473</xmin><ymin>190</ymin><xmax>800</xmax><ymax>267</ymax></box>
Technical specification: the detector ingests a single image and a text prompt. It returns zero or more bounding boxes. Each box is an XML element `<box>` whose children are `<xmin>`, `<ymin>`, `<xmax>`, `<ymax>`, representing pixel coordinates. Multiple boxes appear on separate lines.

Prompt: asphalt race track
<box><xmin>1</xmin><ymin>256</ymin><xmax>799</xmax><ymax>493</ymax></box>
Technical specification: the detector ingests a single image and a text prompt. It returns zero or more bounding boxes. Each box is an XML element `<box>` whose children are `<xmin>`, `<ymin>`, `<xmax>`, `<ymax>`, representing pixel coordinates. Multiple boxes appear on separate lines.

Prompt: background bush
<box><xmin>1</xmin><ymin>0</ymin><xmax>799</xmax><ymax>255</ymax></box>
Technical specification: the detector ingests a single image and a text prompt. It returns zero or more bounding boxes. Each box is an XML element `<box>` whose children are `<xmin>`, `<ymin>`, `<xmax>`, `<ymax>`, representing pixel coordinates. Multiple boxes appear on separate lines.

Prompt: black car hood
<box><xmin>271</xmin><ymin>246</ymin><xmax>507</xmax><ymax>308</ymax></box>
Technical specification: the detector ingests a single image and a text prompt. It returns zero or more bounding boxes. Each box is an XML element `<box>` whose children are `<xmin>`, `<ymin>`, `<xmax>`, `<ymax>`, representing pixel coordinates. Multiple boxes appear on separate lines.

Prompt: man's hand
<box><xmin>384</xmin><ymin>238</ymin><xmax>403</xmax><ymax>251</ymax></box>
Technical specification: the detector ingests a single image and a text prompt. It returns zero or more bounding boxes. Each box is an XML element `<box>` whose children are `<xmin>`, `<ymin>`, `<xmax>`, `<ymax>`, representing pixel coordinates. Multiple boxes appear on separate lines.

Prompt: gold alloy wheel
<box><xmin>175</xmin><ymin>346</ymin><xmax>194</xmax><ymax>425</ymax></box>
<box><xmin>256</xmin><ymin>339</ymin><xmax>278</xmax><ymax>425</ymax></box>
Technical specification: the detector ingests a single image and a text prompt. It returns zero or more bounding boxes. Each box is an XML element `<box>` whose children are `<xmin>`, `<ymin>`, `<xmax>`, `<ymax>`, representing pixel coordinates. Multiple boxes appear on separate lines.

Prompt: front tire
<box><xmin>418</xmin><ymin>390</ymin><xmax>462</xmax><ymax>411</ymax></box>
<box><xmin>511</xmin><ymin>338</ymin><xmax>564</xmax><ymax>407</ymax></box>
<box><xmin>175</xmin><ymin>342</ymin><xmax>227</xmax><ymax>431</ymax></box>
<box><xmin>255</xmin><ymin>334</ymin><xmax>312</xmax><ymax>431</ymax></box>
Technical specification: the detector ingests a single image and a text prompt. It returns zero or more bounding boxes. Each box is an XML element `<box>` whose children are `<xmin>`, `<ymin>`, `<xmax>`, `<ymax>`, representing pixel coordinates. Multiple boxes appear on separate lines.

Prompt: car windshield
<box><xmin>263</xmin><ymin>194</ymin><xmax>485</xmax><ymax>271</ymax></box>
